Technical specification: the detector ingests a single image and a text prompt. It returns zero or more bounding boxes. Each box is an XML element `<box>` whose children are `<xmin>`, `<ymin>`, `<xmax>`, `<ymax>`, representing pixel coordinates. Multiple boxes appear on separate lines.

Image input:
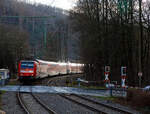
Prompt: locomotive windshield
<box><xmin>21</xmin><ymin>62</ymin><xmax>34</xmax><ymax>69</ymax></box>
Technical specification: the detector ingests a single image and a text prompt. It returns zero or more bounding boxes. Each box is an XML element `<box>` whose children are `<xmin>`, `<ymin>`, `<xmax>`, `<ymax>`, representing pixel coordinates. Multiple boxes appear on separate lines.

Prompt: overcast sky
<box><xmin>19</xmin><ymin>0</ymin><xmax>148</xmax><ymax>10</ymax></box>
<box><xmin>19</xmin><ymin>0</ymin><xmax>77</xmax><ymax>10</ymax></box>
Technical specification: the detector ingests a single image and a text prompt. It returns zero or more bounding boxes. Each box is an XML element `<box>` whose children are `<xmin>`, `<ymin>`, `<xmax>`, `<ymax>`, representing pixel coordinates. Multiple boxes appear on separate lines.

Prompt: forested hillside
<box><xmin>0</xmin><ymin>0</ymin><xmax>79</xmax><ymax>75</ymax></box>
<box><xmin>70</xmin><ymin>0</ymin><xmax>150</xmax><ymax>86</ymax></box>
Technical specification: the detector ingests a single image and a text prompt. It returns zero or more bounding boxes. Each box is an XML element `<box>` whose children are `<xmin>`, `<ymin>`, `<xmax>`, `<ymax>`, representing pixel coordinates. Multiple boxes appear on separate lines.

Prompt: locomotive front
<box><xmin>18</xmin><ymin>61</ymin><xmax>38</xmax><ymax>81</ymax></box>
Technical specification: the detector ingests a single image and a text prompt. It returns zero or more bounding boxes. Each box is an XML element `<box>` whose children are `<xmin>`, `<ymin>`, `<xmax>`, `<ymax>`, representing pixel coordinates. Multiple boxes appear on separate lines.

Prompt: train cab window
<box><xmin>21</xmin><ymin>62</ymin><xmax>34</xmax><ymax>68</ymax></box>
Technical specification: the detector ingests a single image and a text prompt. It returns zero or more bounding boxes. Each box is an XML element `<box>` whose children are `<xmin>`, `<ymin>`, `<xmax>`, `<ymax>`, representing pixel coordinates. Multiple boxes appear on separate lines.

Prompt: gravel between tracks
<box><xmin>82</xmin><ymin>95</ymin><xmax>141</xmax><ymax>114</ymax></box>
<box><xmin>1</xmin><ymin>92</ymin><xmax>25</xmax><ymax>114</ymax></box>
<box><xmin>21</xmin><ymin>93</ymin><xmax>49</xmax><ymax>114</ymax></box>
<box><xmin>66</xmin><ymin>94</ymin><xmax>122</xmax><ymax>114</ymax></box>
<box><xmin>35</xmin><ymin>93</ymin><xmax>97</xmax><ymax>114</ymax></box>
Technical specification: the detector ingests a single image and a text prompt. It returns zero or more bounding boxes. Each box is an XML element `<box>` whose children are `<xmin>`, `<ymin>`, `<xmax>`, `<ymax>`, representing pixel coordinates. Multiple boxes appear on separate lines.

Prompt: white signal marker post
<box><xmin>104</xmin><ymin>66</ymin><xmax>110</xmax><ymax>83</ymax></box>
<box><xmin>121</xmin><ymin>67</ymin><xmax>127</xmax><ymax>88</ymax></box>
<box><xmin>138</xmin><ymin>72</ymin><xmax>142</xmax><ymax>87</ymax></box>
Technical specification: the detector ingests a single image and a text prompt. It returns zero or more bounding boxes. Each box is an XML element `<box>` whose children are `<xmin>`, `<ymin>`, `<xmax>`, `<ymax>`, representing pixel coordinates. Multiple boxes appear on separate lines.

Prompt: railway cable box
<box><xmin>0</xmin><ymin>69</ymin><xmax>10</xmax><ymax>86</ymax></box>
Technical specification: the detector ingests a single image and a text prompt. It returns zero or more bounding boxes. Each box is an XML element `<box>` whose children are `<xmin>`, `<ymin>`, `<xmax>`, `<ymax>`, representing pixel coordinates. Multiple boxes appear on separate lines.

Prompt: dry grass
<box><xmin>0</xmin><ymin>91</ymin><xmax>6</xmax><ymax>109</ymax></box>
<box><xmin>116</xmin><ymin>89</ymin><xmax>150</xmax><ymax>114</ymax></box>
<box><xmin>7</xmin><ymin>80</ymin><xmax>19</xmax><ymax>85</ymax></box>
<box><xmin>127</xmin><ymin>90</ymin><xmax>150</xmax><ymax>107</ymax></box>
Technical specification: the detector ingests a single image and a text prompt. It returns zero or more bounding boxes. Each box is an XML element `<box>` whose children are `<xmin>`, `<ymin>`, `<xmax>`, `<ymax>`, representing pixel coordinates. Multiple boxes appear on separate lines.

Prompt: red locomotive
<box><xmin>18</xmin><ymin>59</ymin><xmax>83</xmax><ymax>82</ymax></box>
<box><xmin>18</xmin><ymin>60</ymin><xmax>40</xmax><ymax>81</ymax></box>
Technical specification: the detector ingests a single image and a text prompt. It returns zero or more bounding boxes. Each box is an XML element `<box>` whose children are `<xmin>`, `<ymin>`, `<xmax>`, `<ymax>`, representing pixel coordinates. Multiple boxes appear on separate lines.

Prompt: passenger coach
<box><xmin>18</xmin><ymin>59</ymin><xmax>83</xmax><ymax>82</ymax></box>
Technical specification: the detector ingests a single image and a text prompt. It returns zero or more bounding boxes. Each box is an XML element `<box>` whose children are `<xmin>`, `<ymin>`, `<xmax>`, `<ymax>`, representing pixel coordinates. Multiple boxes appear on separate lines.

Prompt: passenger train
<box><xmin>18</xmin><ymin>59</ymin><xmax>83</xmax><ymax>82</ymax></box>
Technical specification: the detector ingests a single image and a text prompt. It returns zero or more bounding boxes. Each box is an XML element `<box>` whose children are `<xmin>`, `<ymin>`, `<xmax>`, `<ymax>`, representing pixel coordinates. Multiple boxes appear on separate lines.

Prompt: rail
<box><xmin>59</xmin><ymin>94</ymin><xmax>106</xmax><ymax>114</ymax></box>
<box><xmin>72</xmin><ymin>94</ymin><xmax>133</xmax><ymax>114</ymax></box>
<box><xmin>17</xmin><ymin>86</ymin><xmax>57</xmax><ymax>114</ymax></box>
<box><xmin>17</xmin><ymin>86</ymin><xmax>32</xmax><ymax>114</ymax></box>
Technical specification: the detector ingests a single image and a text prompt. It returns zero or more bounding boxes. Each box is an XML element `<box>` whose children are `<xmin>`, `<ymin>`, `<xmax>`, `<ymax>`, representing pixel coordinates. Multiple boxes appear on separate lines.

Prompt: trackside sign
<box><xmin>138</xmin><ymin>72</ymin><xmax>142</xmax><ymax>77</ymax></box>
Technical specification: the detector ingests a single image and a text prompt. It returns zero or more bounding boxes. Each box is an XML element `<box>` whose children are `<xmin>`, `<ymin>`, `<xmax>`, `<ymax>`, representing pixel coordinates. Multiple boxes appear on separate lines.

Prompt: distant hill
<box><xmin>0</xmin><ymin>0</ymin><xmax>80</xmax><ymax>62</ymax></box>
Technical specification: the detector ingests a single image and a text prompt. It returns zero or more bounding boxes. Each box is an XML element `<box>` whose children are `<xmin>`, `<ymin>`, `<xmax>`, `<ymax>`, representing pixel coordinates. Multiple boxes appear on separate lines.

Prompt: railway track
<box><xmin>59</xmin><ymin>94</ymin><xmax>106</xmax><ymax>114</ymax></box>
<box><xmin>47</xmin><ymin>75</ymin><xmax>107</xmax><ymax>113</ymax></box>
<box><xmin>32</xmin><ymin>73</ymin><xmax>82</xmax><ymax>86</ymax></box>
<box><xmin>59</xmin><ymin>94</ymin><xmax>133</xmax><ymax>114</ymax></box>
<box><xmin>46</xmin><ymin>73</ymin><xmax>82</xmax><ymax>86</ymax></box>
<box><xmin>17</xmin><ymin>86</ymin><xmax>31</xmax><ymax>114</ymax></box>
<box><xmin>46</xmin><ymin>74</ymin><xmax>136</xmax><ymax>114</ymax></box>
<box><xmin>46</xmin><ymin>78</ymin><xmax>104</xmax><ymax>113</ymax></box>
<box><xmin>17</xmin><ymin>86</ymin><xmax>57</xmax><ymax>114</ymax></box>
<box><xmin>73</xmin><ymin>94</ymin><xmax>134</xmax><ymax>114</ymax></box>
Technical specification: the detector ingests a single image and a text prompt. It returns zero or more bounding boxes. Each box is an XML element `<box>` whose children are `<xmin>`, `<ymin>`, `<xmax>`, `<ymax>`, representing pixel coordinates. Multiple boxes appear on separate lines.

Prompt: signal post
<box><xmin>104</xmin><ymin>66</ymin><xmax>110</xmax><ymax>83</ymax></box>
<box><xmin>121</xmin><ymin>66</ymin><xmax>127</xmax><ymax>88</ymax></box>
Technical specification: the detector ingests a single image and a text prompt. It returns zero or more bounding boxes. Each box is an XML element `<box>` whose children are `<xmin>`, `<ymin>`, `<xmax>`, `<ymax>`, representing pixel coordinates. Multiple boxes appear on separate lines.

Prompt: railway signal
<box><xmin>121</xmin><ymin>66</ymin><xmax>127</xmax><ymax>88</ymax></box>
<box><xmin>104</xmin><ymin>66</ymin><xmax>110</xmax><ymax>83</ymax></box>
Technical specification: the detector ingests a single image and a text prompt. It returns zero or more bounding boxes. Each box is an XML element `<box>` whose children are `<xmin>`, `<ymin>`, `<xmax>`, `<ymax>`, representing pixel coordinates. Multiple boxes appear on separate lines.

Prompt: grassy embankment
<box><xmin>68</xmin><ymin>80</ymin><xmax>150</xmax><ymax>114</ymax></box>
<box><xmin>95</xmin><ymin>89</ymin><xmax>150</xmax><ymax>114</ymax></box>
<box><xmin>8</xmin><ymin>74</ymin><xmax>19</xmax><ymax>85</ymax></box>
<box><xmin>0</xmin><ymin>91</ymin><xmax>6</xmax><ymax>109</ymax></box>
<box><xmin>66</xmin><ymin>80</ymin><xmax>106</xmax><ymax>89</ymax></box>
<box><xmin>7</xmin><ymin>79</ymin><xmax>19</xmax><ymax>85</ymax></box>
